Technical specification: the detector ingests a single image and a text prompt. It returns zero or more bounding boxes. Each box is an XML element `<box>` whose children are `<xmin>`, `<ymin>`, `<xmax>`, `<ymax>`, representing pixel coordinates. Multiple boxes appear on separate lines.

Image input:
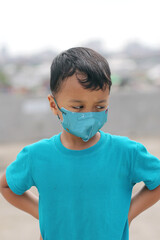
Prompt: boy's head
<box><xmin>49</xmin><ymin>47</ymin><xmax>112</xmax><ymax>97</ymax></box>
<box><xmin>48</xmin><ymin>47</ymin><xmax>112</xmax><ymax>114</ymax></box>
<box><xmin>48</xmin><ymin>47</ymin><xmax>112</xmax><ymax>141</ymax></box>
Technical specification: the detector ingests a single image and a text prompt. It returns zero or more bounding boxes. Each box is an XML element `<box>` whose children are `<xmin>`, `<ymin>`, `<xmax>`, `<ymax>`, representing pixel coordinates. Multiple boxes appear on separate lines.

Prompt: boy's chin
<box><xmin>62</xmin><ymin>128</ymin><xmax>100</xmax><ymax>142</ymax></box>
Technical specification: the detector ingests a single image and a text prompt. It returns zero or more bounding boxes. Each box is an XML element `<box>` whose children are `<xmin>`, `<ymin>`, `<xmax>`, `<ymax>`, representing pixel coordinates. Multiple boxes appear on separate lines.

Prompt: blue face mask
<box><xmin>52</xmin><ymin>95</ymin><xmax>109</xmax><ymax>142</ymax></box>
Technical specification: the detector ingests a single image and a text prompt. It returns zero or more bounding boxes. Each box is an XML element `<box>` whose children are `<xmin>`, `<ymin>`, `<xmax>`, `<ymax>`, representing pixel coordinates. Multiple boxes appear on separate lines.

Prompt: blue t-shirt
<box><xmin>6</xmin><ymin>130</ymin><xmax>160</xmax><ymax>240</ymax></box>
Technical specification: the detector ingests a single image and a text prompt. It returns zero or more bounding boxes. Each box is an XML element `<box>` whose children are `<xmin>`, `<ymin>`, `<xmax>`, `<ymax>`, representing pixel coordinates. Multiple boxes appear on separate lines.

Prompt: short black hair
<box><xmin>50</xmin><ymin>47</ymin><xmax>112</xmax><ymax>96</ymax></box>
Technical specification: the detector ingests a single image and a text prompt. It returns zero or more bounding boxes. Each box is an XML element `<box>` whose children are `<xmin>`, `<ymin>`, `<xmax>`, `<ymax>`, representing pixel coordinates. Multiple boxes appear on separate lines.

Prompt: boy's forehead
<box><xmin>58</xmin><ymin>91</ymin><xmax>110</xmax><ymax>105</ymax></box>
<box><xmin>58</xmin><ymin>74</ymin><xmax>110</xmax><ymax>100</ymax></box>
<box><xmin>69</xmin><ymin>99</ymin><xmax>107</xmax><ymax>103</ymax></box>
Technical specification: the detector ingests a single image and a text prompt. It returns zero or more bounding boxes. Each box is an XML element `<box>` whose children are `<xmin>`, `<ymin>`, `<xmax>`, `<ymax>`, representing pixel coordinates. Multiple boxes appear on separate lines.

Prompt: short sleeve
<box><xmin>6</xmin><ymin>146</ymin><xmax>34</xmax><ymax>195</ymax></box>
<box><xmin>131</xmin><ymin>142</ymin><xmax>160</xmax><ymax>190</ymax></box>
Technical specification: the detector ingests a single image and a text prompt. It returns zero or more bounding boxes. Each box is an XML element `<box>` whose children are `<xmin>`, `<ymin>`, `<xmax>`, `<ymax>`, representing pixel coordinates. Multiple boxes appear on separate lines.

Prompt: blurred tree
<box><xmin>0</xmin><ymin>70</ymin><xmax>10</xmax><ymax>88</ymax></box>
<box><xmin>111</xmin><ymin>74</ymin><xmax>122</xmax><ymax>86</ymax></box>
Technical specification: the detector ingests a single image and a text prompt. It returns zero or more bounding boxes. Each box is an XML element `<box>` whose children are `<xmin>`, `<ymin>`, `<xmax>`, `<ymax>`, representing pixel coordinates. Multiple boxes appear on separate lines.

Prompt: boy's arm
<box><xmin>128</xmin><ymin>184</ymin><xmax>160</xmax><ymax>225</ymax></box>
<box><xmin>40</xmin><ymin>233</ymin><xmax>43</xmax><ymax>240</ymax></box>
<box><xmin>0</xmin><ymin>170</ymin><xmax>39</xmax><ymax>220</ymax></box>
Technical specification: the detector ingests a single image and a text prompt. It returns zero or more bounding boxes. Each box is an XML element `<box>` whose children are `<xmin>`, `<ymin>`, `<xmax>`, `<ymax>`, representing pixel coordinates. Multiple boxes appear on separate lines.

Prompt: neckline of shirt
<box><xmin>53</xmin><ymin>130</ymin><xmax>106</xmax><ymax>156</ymax></box>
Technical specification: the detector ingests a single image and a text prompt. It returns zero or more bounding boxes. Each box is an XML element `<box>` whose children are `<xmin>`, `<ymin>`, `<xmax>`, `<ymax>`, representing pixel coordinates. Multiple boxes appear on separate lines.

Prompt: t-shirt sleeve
<box><xmin>6</xmin><ymin>145</ymin><xmax>35</xmax><ymax>195</ymax></box>
<box><xmin>130</xmin><ymin>142</ymin><xmax>160</xmax><ymax>190</ymax></box>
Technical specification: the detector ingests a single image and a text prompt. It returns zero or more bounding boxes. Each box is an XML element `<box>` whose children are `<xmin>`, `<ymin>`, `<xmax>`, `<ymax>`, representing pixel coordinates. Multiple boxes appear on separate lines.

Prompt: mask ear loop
<box><xmin>105</xmin><ymin>106</ymin><xmax>109</xmax><ymax>114</ymax></box>
<box><xmin>51</xmin><ymin>94</ymin><xmax>66</xmax><ymax>120</ymax></box>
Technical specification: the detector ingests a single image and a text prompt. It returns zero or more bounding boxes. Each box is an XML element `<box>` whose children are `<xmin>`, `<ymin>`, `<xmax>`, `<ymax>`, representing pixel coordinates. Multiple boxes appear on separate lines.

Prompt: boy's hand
<box><xmin>128</xmin><ymin>217</ymin><xmax>132</xmax><ymax>227</ymax></box>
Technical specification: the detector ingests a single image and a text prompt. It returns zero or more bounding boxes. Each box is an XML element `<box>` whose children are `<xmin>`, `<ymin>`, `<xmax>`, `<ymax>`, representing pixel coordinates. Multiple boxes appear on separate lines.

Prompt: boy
<box><xmin>0</xmin><ymin>47</ymin><xmax>160</xmax><ymax>240</ymax></box>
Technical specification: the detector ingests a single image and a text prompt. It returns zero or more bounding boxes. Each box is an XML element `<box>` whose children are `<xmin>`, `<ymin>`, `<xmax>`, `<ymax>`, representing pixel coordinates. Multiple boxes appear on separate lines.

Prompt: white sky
<box><xmin>0</xmin><ymin>0</ymin><xmax>160</xmax><ymax>55</ymax></box>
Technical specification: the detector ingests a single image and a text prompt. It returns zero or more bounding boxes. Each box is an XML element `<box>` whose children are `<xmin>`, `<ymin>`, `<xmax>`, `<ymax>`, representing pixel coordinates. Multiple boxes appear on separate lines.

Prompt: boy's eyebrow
<box><xmin>69</xmin><ymin>99</ymin><xmax>107</xmax><ymax>103</ymax></box>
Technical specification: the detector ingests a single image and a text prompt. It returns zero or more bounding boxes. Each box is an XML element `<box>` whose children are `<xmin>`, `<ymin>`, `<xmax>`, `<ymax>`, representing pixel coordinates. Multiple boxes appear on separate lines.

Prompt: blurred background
<box><xmin>0</xmin><ymin>0</ymin><xmax>160</xmax><ymax>239</ymax></box>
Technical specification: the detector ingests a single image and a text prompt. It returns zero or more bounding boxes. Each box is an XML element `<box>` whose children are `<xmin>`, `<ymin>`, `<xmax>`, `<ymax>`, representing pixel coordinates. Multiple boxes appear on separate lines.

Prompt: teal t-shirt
<box><xmin>6</xmin><ymin>130</ymin><xmax>160</xmax><ymax>240</ymax></box>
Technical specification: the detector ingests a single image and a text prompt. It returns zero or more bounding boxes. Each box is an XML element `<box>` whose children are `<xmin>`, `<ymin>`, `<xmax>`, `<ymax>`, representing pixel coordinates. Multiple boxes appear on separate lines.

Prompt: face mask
<box><xmin>52</xmin><ymin>95</ymin><xmax>109</xmax><ymax>142</ymax></box>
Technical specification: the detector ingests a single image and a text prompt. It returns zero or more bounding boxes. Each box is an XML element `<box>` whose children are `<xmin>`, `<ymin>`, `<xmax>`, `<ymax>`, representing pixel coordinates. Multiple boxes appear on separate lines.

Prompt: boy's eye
<box><xmin>72</xmin><ymin>106</ymin><xmax>105</xmax><ymax>109</ymax></box>
<box><xmin>97</xmin><ymin>106</ymin><xmax>105</xmax><ymax>109</ymax></box>
<box><xmin>72</xmin><ymin>106</ymin><xmax>83</xmax><ymax>109</ymax></box>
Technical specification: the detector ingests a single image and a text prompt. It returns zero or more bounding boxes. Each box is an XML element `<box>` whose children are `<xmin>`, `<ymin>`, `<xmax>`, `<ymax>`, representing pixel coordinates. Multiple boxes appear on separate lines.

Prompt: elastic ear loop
<box><xmin>105</xmin><ymin>105</ymin><xmax>109</xmax><ymax>113</ymax></box>
<box><xmin>51</xmin><ymin>94</ymin><xmax>66</xmax><ymax>120</ymax></box>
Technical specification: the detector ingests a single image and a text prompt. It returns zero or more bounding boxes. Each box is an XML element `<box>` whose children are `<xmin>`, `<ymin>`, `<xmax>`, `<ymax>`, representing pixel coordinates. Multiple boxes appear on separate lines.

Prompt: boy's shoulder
<box><xmin>104</xmin><ymin>131</ymin><xmax>136</xmax><ymax>142</ymax></box>
<box><xmin>24</xmin><ymin>134</ymin><xmax>57</xmax><ymax>152</ymax></box>
<box><xmin>103</xmin><ymin>131</ymin><xmax>138</xmax><ymax>150</ymax></box>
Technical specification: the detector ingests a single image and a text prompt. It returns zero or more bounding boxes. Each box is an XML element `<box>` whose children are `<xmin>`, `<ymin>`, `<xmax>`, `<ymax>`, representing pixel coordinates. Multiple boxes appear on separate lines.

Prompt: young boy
<box><xmin>0</xmin><ymin>47</ymin><xmax>160</xmax><ymax>240</ymax></box>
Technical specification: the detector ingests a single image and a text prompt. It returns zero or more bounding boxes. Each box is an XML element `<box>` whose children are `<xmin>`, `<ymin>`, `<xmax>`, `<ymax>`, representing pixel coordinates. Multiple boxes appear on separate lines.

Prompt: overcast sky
<box><xmin>0</xmin><ymin>0</ymin><xmax>160</xmax><ymax>55</ymax></box>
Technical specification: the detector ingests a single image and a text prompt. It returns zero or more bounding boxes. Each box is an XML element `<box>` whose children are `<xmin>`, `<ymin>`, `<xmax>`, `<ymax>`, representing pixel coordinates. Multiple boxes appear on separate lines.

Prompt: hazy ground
<box><xmin>0</xmin><ymin>136</ymin><xmax>160</xmax><ymax>240</ymax></box>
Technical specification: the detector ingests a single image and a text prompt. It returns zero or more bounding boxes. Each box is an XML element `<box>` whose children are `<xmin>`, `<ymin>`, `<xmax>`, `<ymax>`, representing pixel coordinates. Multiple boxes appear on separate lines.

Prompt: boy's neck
<box><xmin>60</xmin><ymin>130</ymin><xmax>100</xmax><ymax>150</ymax></box>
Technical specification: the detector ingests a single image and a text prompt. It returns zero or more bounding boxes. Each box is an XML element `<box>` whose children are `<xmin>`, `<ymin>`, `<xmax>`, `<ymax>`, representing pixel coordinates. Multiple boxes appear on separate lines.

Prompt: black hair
<box><xmin>50</xmin><ymin>47</ymin><xmax>112</xmax><ymax>96</ymax></box>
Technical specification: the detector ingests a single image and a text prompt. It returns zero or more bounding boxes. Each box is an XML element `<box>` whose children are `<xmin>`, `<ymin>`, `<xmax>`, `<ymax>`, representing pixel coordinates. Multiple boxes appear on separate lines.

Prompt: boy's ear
<box><xmin>47</xmin><ymin>94</ymin><xmax>58</xmax><ymax>115</ymax></box>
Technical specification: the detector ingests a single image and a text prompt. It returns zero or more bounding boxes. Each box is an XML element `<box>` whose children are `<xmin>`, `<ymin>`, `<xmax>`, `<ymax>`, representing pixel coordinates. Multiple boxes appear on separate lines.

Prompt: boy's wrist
<box><xmin>128</xmin><ymin>214</ymin><xmax>133</xmax><ymax>226</ymax></box>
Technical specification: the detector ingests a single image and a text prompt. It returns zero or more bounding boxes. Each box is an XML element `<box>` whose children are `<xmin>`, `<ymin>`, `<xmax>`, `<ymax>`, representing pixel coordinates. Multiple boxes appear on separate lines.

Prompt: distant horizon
<box><xmin>1</xmin><ymin>38</ymin><xmax>160</xmax><ymax>58</ymax></box>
